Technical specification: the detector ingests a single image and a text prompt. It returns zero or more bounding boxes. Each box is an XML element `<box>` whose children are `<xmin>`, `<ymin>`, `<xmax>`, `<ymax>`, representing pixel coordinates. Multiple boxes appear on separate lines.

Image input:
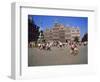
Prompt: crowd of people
<box><xmin>37</xmin><ymin>41</ymin><xmax>68</xmax><ymax>50</ymax></box>
<box><xmin>29</xmin><ymin>40</ymin><xmax>87</xmax><ymax>56</ymax></box>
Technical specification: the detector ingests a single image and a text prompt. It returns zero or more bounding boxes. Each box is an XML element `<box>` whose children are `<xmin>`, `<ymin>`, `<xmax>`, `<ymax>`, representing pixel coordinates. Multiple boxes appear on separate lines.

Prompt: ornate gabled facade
<box><xmin>44</xmin><ymin>23</ymin><xmax>80</xmax><ymax>42</ymax></box>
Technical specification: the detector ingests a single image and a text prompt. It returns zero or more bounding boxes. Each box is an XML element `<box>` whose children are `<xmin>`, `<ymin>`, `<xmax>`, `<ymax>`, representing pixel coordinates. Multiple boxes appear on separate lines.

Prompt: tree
<box><xmin>81</xmin><ymin>33</ymin><xmax>88</xmax><ymax>42</ymax></box>
<box><xmin>28</xmin><ymin>15</ymin><xmax>40</xmax><ymax>44</ymax></box>
<box><xmin>74</xmin><ymin>36</ymin><xmax>79</xmax><ymax>43</ymax></box>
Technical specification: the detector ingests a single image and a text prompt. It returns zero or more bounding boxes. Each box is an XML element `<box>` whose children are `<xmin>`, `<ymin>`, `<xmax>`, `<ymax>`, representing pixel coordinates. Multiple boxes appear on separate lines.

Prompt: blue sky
<box><xmin>28</xmin><ymin>15</ymin><xmax>88</xmax><ymax>38</ymax></box>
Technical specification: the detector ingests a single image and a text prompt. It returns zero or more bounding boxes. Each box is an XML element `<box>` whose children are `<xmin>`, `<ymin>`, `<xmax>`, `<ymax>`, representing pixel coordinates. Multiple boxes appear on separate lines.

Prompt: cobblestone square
<box><xmin>28</xmin><ymin>45</ymin><xmax>88</xmax><ymax>66</ymax></box>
